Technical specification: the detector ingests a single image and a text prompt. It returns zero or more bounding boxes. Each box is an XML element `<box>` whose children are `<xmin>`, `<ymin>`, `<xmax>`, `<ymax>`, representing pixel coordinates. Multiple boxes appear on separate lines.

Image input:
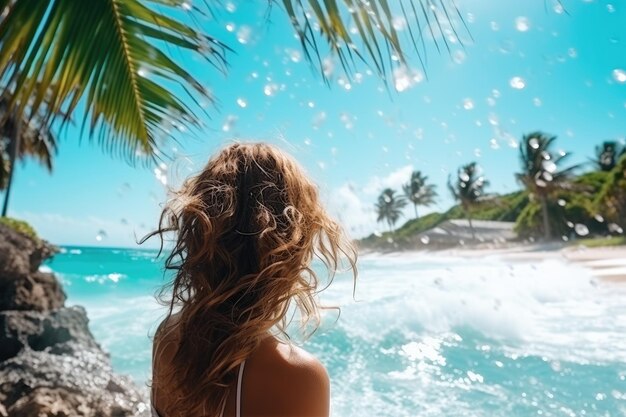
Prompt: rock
<box><xmin>0</xmin><ymin>307</ymin><xmax>150</xmax><ymax>416</ymax></box>
<box><xmin>0</xmin><ymin>223</ymin><xmax>64</xmax><ymax>311</ymax></box>
<box><xmin>0</xmin><ymin>224</ymin><xmax>150</xmax><ymax>416</ymax></box>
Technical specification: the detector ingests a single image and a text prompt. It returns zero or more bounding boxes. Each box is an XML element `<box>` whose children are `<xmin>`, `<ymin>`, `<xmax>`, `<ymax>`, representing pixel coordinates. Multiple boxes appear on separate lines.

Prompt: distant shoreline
<box><xmin>360</xmin><ymin>242</ymin><xmax>626</xmax><ymax>284</ymax></box>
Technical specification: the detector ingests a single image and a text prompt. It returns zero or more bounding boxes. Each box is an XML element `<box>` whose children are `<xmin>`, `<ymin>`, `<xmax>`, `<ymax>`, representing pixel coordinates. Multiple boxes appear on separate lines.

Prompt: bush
<box><xmin>0</xmin><ymin>217</ymin><xmax>39</xmax><ymax>241</ymax></box>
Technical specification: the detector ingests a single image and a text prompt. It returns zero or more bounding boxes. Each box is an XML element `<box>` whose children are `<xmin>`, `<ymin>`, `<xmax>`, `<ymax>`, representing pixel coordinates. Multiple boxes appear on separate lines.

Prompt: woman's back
<box><xmin>152</xmin><ymin>315</ymin><xmax>330</xmax><ymax>417</ymax></box>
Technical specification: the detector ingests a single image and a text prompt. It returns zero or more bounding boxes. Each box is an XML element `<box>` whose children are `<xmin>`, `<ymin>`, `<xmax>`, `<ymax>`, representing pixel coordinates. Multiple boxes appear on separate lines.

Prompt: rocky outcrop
<box><xmin>0</xmin><ymin>223</ymin><xmax>150</xmax><ymax>416</ymax></box>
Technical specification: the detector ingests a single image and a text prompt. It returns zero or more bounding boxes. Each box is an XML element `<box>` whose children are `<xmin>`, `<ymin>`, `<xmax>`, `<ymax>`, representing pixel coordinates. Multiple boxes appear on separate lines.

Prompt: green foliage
<box><xmin>593</xmin><ymin>141</ymin><xmax>625</xmax><ymax>172</ymax></box>
<box><xmin>577</xmin><ymin>236</ymin><xmax>626</xmax><ymax>248</ymax></box>
<box><xmin>0</xmin><ymin>216</ymin><xmax>39</xmax><ymax>240</ymax></box>
<box><xmin>375</xmin><ymin>188</ymin><xmax>407</xmax><ymax>232</ymax></box>
<box><xmin>445</xmin><ymin>192</ymin><xmax>528</xmax><ymax>222</ymax></box>
<box><xmin>402</xmin><ymin>171</ymin><xmax>437</xmax><ymax>218</ymax></box>
<box><xmin>515</xmin><ymin>171</ymin><xmax>609</xmax><ymax>239</ymax></box>
<box><xmin>448</xmin><ymin>162</ymin><xmax>489</xmax><ymax>210</ymax></box>
<box><xmin>596</xmin><ymin>154</ymin><xmax>626</xmax><ymax>227</ymax></box>
<box><xmin>515</xmin><ymin>132</ymin><xmax>580</xmax><ymax>240</ymax></box>
<box><xmin>283</xmin><ymin>0</ymin><xmax>466</xmax><ymax>82</ymax></box>
<box><xmin>394</xmin><ymin>212</ymin><xmax>446</xmax><ymax>241</ymax></box>
<box><xmin>361</xmin><ymin>138</ymin><xmax>625</xmax><ymax>250</ymax></box>
<box><xmin>0</xmin><ymin>0</ymin><xmax>226</xmax><ymax>161</ymax></box>
<box><xmin>0</xmin><ymin>96</ymin><xmax>58</xmax><ymax>191</ymax></box>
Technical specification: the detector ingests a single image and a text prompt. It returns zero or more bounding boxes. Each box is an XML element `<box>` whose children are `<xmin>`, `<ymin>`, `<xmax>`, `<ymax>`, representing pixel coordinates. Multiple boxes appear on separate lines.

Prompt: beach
<box><xmin>432</xmin><ymin>244</ymin><xmax>626</xmax><ymax>283</ymax></box>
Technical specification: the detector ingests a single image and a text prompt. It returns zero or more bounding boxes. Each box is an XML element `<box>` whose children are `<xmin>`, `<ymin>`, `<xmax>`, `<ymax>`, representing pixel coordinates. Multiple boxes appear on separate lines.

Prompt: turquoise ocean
<box><xmin>45</xmin><ymin>247</ymin><xmax>626</xmax><ymax>417</ymax></box>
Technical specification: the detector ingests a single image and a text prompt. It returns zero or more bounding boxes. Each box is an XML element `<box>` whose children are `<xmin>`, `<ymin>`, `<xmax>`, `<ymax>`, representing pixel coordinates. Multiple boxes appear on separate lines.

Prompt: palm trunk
<box><xmin>468</xmin><ymin>215</ymin><xmax>475</xmax><ymax>240</ymax></box>
<box><xmin>540</xmin><ymin>197</ymin><xmax>551</xmax><ymax>241</ymax></box>
<box><xmin>413</xmin><ymin>204</ymin><xmax>419</xmax><ymax>219</ymax></box>
<box><xmin>464</xmin><ymin>206</ymin><xmax>476</xmax><ymax>240</ymax></box>
<box><xmin>2</xmin><ymin>112</ymin><xmax>21</xmax><ymax>217</ymax></box>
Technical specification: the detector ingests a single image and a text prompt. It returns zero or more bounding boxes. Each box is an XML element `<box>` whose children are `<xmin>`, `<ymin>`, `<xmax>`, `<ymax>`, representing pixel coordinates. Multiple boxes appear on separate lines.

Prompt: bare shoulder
<box><xmin>244</xmin><ymin>338</ymin><xmax>330</xmax><ymax>417</ymax></box>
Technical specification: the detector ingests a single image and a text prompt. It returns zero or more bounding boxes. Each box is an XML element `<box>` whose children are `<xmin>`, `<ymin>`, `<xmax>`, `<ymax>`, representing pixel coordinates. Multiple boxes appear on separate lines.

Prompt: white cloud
<box><xmin>363</xmin><ymin>164</ymin><xmax>413</xmax><ymax>196</ymax></box>
<box><xmin>326</xmin><ymin>183</ymin><xmax>377</xmax><ymax>238</ymax></box>
<box><xmin>325</xmin><ymin>165</ymin><xmax>419</xmax><ymax>239</ymax></box>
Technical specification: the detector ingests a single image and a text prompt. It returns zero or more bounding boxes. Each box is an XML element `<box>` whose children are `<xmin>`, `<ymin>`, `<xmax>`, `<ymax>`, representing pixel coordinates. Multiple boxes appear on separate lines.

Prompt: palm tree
<box><xmin>515</xmin><ymin>132</ymin><xmax>579</xmax><ymax>241</ymax></box>
<box><xmin>0</xmin><ymin>95</ymin><xmax>57</xmax><ymax>216</ymax></box>
<box><xmin>593</xmin><ymin>141</ymin><xmax>625</xmax><ymax>172</ymax></box>
<box><xmin>402</xmin><ymin>170</ymin><xmax>437</xmax><ymax>219</ymax></box>
<box><xmin>0</xmin><ymin>0</ymin><xmax>465</xmax><ymax>214</ymax></box>
<box><xmin>375</xmin><ymin>188</ymin><xmax>407</xmax><ymax>234</ymax></box>
<box><xmin>448</xmin><ymin>162</ymin><xmax>488</xmax><ymax>240</ymax></box>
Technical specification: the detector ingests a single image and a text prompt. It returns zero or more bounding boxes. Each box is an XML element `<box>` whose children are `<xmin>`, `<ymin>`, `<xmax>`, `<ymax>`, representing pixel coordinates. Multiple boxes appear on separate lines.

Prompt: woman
<box><xmin>147</xmin><ymin>143</ymin><xmax>357</xmax><ymax>417</ymax></box>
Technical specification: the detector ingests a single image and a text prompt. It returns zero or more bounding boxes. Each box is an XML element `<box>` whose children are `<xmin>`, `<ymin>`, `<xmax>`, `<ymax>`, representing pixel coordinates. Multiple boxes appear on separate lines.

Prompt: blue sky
<box><xmin>6</xmin><ymin>0</ymin><xmax>626</xmax><ymax>247</ymax></box>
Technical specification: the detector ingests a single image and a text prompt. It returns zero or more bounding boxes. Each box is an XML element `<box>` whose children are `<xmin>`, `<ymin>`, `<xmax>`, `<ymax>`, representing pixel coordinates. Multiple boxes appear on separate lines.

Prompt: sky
<box><xmin>5</xmin><ymin>0</ymin><xmax>626</xmax><ymax>247</ymax></box>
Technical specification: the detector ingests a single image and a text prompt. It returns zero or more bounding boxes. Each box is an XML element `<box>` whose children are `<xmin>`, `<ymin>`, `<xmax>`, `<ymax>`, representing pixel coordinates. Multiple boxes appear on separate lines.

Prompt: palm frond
<box><xmin>0</xmin><ymin>0</ymin><xmax>228</xmax><ymax>163</ymax></box>
<box><xmin>280</xmin><ymin>0</ymin><xmax>468</xmax><ymax>82</ymax></box>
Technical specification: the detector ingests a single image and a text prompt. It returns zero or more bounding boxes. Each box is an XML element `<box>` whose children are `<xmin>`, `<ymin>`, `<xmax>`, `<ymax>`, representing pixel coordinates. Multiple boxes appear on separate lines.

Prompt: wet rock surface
<box><xmin>0</xmin><ymin>223</ymin><xmax>150</xmax><ymax>416</ymax></box>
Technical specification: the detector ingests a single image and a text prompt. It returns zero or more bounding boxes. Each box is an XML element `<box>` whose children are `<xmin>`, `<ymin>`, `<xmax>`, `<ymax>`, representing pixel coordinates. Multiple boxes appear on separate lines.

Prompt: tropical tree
<box><xmin>375</xmin><ymin>188</ymin><xmax>407</xmax><ymax>234</ymax></box>
<box><xmin>402</xmin><ymin>170</ymin><xmax>437</xmax><ymax>219</ymax></box>
<box><xmin>515</xmin><ymin>132</ymin><xmax>579</xmax><ymax>241</ymax></box>
<box><xmin>593</xmin><ymin>141</ymin><xmax>625</xmax><ymax>172</ymax></box>
<box><xmin>448</xmin><ymin>162</ymin><xmax>488</xmax><ymax>240</ymax></box>
<box><xmin>0</xmin><ymin>0</ymin><xmax>466</xmax><ymax>214</ymax></box>
<box><xmin>0</xmin><ymin>95</ymin><xmax>57</xmax><ymax>216</ymax></box>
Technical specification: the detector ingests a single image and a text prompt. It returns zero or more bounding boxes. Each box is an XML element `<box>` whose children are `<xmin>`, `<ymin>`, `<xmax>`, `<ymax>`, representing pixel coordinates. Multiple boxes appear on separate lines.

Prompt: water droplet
<box><xmin>463</xmin><ymin>98</ymin><xmax>475</xmax><ymax>110</ymax></box>
<box><xmin>515</xmin><ymin>16</ymin><xmax>530</xmax><ymax>32</ymax></box>
<box><xmin>567</xmin><ymin>47</ymin><xmax>578</xmax><ymax>58</ymax></box>
<box><xmin>490</xmin><ymin>138</ymin><xmax>500</xmax><ymax>149</ymax></box>
<box><xmin>286</xmin><ymin>48</ymin><xmax>302</xmax><ymax>63</ymax></box>
<box><xmin>392</xmin><ymin>16</ymin><xmax>407</xmax><ymax>30</ymax></box>
<box><xmin>553</xmin><ymin>3</ymin><xmax>565</xmax><ymax>14</ymax></box>
<box><xmin>574</xmin><ymin>224</ymin><xmax>590</xmax><ymax>236</ymax></box>
<box><xmin>181</xmin><ymin>1</ymin><xmax>192</xmax><ymax>11</ymax></box>
<box><xmin>312</xmin><ymin>111</ymin><xmax>327</xmax><ymax>129</ymax></box>
<box><xmin>322</xmin><ymin>57</ymin><xmax>334</xmax><ymax>77</ymax></box>
<box><xmin>222</xmin><ymin>115</ymin><xmax>237</xmax><ymax>132</ymax></box>
<box><xmin>420</xmin><ymin>235</ymin><xmax>430</xmax><ymax>244</ymax></box>
<box><xmin>542</xmin><ymin>160</ymin><xmax>557</xmax><ymax>173</ymax></box>
<box><xmin>533</xmin><ymin>97</ymin><xmax>542</xmax><ymax>107</ymax></box>
<box><xmin>486</xmin><ymin>97</ymin><xmax>496</xmax><ymax>107</ymax></box>
<box><xmin>529</xmin><ymin>137</ymin><xmax>540</xmax><ymax>149</ymax></box>
<box><xmin>608</xmin><ymin>223</ymin><xmax>624</xmax><ymax>234</ymax></box>
<box><xmin>459</xmin><ymin>171</ymin><xmax>470</xmax><ymax>182</ymax></box>
<box><xmin>558</xmin><ymin>199</ymin><xmax>567</xmax><ymax>207</ymax></box>
<box><xmin>594</xmin><ymin>214</ymin><xmax>605</xmax><ymax>223</ymax></box>
<box><xmin>95</xmin><ymin>230</ymin><xmax>108</xmax><ymax>242</ymax></box>
<box><xmin>393</xmin><ymin>66</ymin><xmax>424</xmax><ymax>92</ymax></box>
<box><xmin>607</xmin><ymin>4</ymin><xmax>615</xmax><ymax>13</ymax></box>
<box><xmin>225</xmin><ymin>2</ymin><xmax>236</xmax><ymax>12</ymax></box>
<box><xmin>263</xmin><ymin>83</ymin><xmax>278</xmax><ymax>96</ymax></box>
<box><xmin>452</xmin><ymin>50</ymin><xmax>466</xmax><ymax>64</ymax></box>
<box><xmin>237</xmin><ymin>26</ymin><xmax>251</xmax><ymax>44</ymax></box>
<box><xmin>236</xmin><ymin>98</ymin><xmax>247</xmax><ymax>108</ymax></box>
<box><xmin>510</xmin><ymin>76</ymin><xmax>526</xmax><ymax>90</ymax></box>
<box><xmin>225</xmin><ymin>23</ymin><xmax>235</xmax><ymax>32</ymax></box>
<box><xmin>612</xmin><ymin>69</ymin><xmax>626</xmax><ymax>83</ymax></box>
<box><xmin>490</xmin><ymin>21</ymin><xmax>499</xmax><ymax>31</ymax></box>
<box><xmin>137</xmin><ymin>67</ymin><xmax>149</xmax><ymax>77</ymax></box>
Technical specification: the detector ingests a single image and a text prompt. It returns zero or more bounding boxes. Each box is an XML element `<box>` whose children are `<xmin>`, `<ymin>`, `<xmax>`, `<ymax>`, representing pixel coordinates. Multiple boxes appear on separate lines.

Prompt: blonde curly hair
<box><xmin>145</xmin><ymin>142</ymin><xmax>357</xmax><ymax>416</ymax></box>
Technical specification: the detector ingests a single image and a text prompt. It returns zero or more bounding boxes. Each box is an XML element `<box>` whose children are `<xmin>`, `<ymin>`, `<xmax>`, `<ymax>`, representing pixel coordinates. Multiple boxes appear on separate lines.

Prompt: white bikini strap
<box><xmin>236</xmin><ymin>360</ymin><xmax>246</xmax><ymax>417</ymax></box>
